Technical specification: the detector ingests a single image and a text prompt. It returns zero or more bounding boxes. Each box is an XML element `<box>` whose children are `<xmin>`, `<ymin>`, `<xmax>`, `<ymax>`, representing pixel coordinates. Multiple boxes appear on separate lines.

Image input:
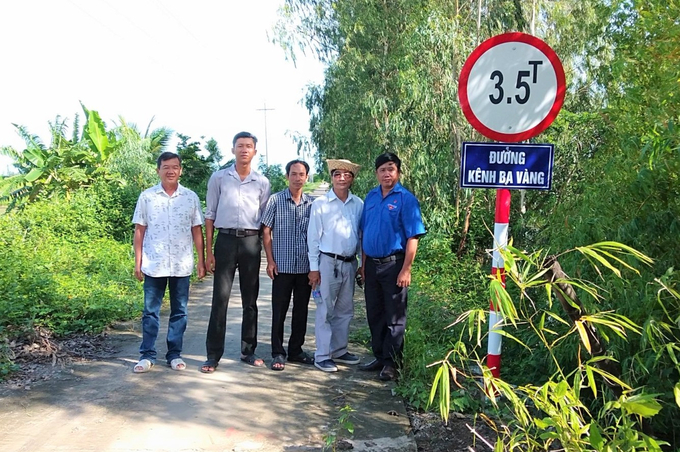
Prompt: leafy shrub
<box><xmin>0</xmin><ymin>194</ymin><xmax>141</xmax><ymax>342</ymax></box>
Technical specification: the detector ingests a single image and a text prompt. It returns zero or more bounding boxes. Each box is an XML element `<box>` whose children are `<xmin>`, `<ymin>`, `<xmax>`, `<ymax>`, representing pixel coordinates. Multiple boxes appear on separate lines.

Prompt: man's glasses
<box><xmin>332</xmin><ymin>171</ymin><xmax>353</xmax><ymax>178</ymax></box>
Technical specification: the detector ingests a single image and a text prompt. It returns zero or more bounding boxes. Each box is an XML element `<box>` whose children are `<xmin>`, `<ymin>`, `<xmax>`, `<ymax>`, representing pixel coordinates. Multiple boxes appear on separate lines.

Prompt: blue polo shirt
<box><xmin>360</xmin><ymin>182</ymin><xmax>426</xmax><ymax>258</ymax></box>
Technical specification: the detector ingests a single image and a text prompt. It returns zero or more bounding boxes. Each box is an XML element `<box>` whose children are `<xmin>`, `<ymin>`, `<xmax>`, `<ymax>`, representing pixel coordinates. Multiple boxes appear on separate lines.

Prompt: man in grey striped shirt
<box><xmin>261</xmin><ymin>160</ymin><xmax>314</xmax><ymax>371</ymax></box>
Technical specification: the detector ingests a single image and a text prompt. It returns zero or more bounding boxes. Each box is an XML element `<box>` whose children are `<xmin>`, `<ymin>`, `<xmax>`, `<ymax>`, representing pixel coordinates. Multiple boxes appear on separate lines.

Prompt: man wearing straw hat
<box><xmin>307</xmin><ymin>159</ymin><xmax>363</xmax><ymax>372</ymax></box>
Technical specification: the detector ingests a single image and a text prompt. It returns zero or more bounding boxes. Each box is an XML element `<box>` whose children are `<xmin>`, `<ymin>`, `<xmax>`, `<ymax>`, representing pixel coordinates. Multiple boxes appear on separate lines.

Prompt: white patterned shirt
<box><xmin>307</xmin><ymin>189</ymin><xmax>363</xmax><ymax>272</ymax></box>
<box><xmin>132</xmin><ymin>183</ymin><xmax>204</xmax><ymax>277</ymax></box>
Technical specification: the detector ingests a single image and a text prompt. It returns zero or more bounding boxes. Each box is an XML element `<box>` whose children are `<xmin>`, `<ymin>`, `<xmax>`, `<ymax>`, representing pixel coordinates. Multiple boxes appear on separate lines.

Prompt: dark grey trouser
<box><xmin>206</xmin><ymin>233</ymin><xmax>261</xmax><ymax>362</ymax></box>
<box><xmin>364</xmin><ymin>257</ymin><xmax>407</xmax><ymax>367</ymax></box>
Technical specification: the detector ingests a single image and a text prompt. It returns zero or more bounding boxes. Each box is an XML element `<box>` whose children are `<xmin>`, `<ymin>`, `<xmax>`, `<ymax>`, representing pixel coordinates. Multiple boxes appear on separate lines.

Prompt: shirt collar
<box><xmin>153</xmin><ymin>183</ymin><xmax>185</xmax><ymax>197</ymax></box>
<box><xmin>284</xmin><ymin>188</ymin><xmax>313</xmax><ymax>204</ymax></box>
<box><xmin>380</xmin><ymin>182</ymin><xmax>403</xmax><ymax>198</ymax></box>
<box><xmin>226</xmin><ymin>164</ymin><xmax>258</xmax><ymax>182</ymax></box>
<box><xmin>328</xmin><ymin>188</ymin><xmax>355</xmax><ymax>204</ymax></box>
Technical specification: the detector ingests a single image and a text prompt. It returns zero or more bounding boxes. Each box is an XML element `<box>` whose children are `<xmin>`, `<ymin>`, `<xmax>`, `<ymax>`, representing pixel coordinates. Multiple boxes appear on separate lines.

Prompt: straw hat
<box><xmin>327</xmin><ymin>159</ymin><xmax>361</xmax><ymax>177</ymax></box>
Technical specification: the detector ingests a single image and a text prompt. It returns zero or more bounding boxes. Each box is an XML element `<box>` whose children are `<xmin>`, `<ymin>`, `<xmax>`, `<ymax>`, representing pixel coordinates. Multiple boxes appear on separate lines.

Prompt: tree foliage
<box><xmin>0</xmin><ymin>104</ymin><xmax>121</xmax><ymax>209</ymax></box>
<box><xmin>175</xmin><ymin>134</ymin><xmax>222</xmax><ymax>199</ymax></box>
<box><xmin>277</xmin><ymin>0</ymin><xmax>680</xmax><ymax>447</ymax></box>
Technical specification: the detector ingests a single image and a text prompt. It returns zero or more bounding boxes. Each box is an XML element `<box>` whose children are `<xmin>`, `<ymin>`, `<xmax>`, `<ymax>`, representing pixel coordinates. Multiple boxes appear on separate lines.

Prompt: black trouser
<box><xmin>270</xmin><ymin>272</ymin><xmax>312</xmax><ymax>358</ymax></box>
<box><xmin>206</xmin><ymin>233</ymin><xmax>261</xmax><ymax>361</ymax></box>
<box><xmin>364</xmin><ymin>257</ymin><xmax>408</xmax><ymax>367</ymax></box>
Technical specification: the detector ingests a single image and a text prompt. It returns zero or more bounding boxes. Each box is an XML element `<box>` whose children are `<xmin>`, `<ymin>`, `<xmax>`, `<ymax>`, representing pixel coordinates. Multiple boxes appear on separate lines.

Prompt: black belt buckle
<box><xmin>372</xmin><ymin>253</ymin><xmax>404</xmax><ymax>264</ymax></box>
<box><xmin>235</xmin><ymin>229</ymin><xmax>246</xmax><ymax>238</ymax></box>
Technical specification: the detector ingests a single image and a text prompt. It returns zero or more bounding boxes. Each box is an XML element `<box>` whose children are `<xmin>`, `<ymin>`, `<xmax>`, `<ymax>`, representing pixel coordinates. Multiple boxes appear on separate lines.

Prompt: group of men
<box><xmin>131</xmin><ymin>131</ymin><xmax>426</xmax><ymax>381</ymax></box>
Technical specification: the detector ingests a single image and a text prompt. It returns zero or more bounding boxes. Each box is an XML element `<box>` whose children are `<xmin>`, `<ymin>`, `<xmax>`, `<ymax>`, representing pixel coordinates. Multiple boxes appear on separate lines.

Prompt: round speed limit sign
<box><xmin>458</xmin><ymin>33</ymin><xmax>565</xmax><ymax>142</ymax></box>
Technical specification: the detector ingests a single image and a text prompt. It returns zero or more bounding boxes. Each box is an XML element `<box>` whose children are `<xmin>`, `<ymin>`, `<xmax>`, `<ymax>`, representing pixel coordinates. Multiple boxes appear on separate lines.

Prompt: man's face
<box><xmin>332</xmin><ymin>169</ymin><xmax>354</xmax><ymax>191</ymax></box>
<box><xmin>232</xmin><ymin>137</ymin><xmax>257</xmax><ymax>165</ymax></box>
<box><xmin>376</xmin><ymin>161</ymin><xmax>399</xmax><ymax>190</ymax></box>
<box><xmin>286</xmin><ymin>163</ymin><xmax>308</xmax><ymax>190</ymax></box>
<box><xmin>157</xmin><ymin>157</ymin><xmax>182</xmax><ymax>186</ymax></box>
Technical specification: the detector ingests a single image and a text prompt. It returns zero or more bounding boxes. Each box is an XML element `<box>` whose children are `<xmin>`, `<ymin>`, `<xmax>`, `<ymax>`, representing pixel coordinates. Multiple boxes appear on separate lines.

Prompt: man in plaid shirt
<box><xmin>261</xmin><ymin>160</ymin><xmax>315</xmax><ymax>371</ymax></box>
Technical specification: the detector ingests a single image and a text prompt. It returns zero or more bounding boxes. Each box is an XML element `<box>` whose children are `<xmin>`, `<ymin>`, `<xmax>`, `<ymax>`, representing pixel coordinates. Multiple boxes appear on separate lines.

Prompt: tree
<box><xmin>0</xmin><ymin>103</ymin><xmax>120</xmax><ymax>210</ymax></box>
<box><xmin>258</xmin><ymin>156</ymin><xmax>287</xmax><ymax>193</ymax></box>
<box><xmin>175</xmin><ymin>134</ymin><xmax>222</xmax><ymax>199</ymax></box>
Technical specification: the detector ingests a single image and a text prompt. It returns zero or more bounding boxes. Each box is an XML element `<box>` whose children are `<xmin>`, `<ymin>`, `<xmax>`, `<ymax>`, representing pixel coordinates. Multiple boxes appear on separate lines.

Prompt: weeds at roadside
<box><xmin>323</xmin><ymin>405</ymin><xmax>355</xmax><ymax>451</ymax></box>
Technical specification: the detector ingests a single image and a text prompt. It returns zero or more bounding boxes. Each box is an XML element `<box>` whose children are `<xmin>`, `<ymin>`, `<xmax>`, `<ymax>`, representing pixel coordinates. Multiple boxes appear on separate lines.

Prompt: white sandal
<box><xmin>169</xmin><ymin>358</ymin><xmax>186</xmax><ymax>371</ymax></box>
<box><xmin>133</xmin><ymin>359</ymin><xmax>154</xmax><ymax>373</ymax></box>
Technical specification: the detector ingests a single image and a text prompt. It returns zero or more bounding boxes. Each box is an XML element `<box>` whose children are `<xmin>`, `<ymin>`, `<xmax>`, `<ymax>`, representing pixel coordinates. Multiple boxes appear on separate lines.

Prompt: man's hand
<box><xmin>356</xmin><ymin>267</ymin><xmax>364</xmax><ymax>288</ymax></box>
<box><xmin>308</xmin><ymin>270</ymin><xmax>321</xmax><ymax>289</ymax></box>
<box><xmin>134</xmin><ymin>266</ymin><xmax>144</xmax><ymax>282</ymax></box>
<box><xmin>197</xmin><ymin>261</ymin><xmax>206</xmax><ymax>279</ymax></box>
<box><xmin>206</xmin><ymin>252</ymin><xmax>216</xmax><ymax>274</ymax></box>
<box><xmin>266</xmin><ymin>259</ymin><xmax>278</xmax><ymax>280</ymax></box>
<box><xmin>397</xmin><ymin>268</ymin><xmax>412</xmax><ymax>288</ymax></box>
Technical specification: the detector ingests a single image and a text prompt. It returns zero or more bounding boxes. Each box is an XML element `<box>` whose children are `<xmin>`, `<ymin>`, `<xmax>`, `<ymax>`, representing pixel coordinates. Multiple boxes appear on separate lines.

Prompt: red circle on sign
<box><xmin>458</xmin><ymin>33</ymin><xmax>565</xmax><ymax>142</ymax></box>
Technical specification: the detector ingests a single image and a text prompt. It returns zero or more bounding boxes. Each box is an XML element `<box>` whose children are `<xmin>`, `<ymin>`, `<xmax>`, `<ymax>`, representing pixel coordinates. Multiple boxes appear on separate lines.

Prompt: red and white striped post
<box><xmin>487</xmin><ymin>188</ymin><xmax>510</xmax><ymax>378</ymax></box>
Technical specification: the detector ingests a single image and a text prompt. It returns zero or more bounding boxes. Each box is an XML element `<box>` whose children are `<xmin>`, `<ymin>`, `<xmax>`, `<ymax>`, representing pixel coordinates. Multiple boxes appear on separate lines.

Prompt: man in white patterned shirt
<box><xmin>132</xmin><ymin>152</ymin><xmax>205</xmax><ymax>373</ymax></box>
<box><xmin>262</xmin><ymin>160</ymin><xmax>314</xmax><ymax>371</ymax></box>
<box><xmin>307</xmin><ymin>159</ymin><xmax>364</xmax><ymax>372</ymax></box>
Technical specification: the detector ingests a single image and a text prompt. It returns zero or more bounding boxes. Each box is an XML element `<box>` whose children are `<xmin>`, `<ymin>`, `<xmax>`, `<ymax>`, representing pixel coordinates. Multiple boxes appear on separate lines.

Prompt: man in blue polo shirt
<box><xmin>359</xmin><ymin>152</ymin><xmax>426</xmax><ymax>381</ymax></box>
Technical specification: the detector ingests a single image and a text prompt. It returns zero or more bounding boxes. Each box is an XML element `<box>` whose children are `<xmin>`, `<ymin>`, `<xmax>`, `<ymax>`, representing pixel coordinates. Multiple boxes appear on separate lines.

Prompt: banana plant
<box><xmin>0</xmin><ymin>104</ymin><xmax>118</xmax><ymax>210</ymax></box>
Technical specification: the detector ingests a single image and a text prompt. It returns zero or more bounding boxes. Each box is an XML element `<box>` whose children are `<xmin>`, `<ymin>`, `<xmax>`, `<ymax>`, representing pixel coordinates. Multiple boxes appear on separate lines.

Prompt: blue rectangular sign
<box><xmin>460</xmin><ymin>142</ymin><xmax>554</xmax><ymax>190</ymax></box>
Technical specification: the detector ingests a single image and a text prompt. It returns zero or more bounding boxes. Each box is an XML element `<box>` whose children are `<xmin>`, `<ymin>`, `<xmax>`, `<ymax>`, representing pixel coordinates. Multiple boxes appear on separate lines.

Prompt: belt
<box><xmin>321</xmin><ymin>251</ymin><xmax>356</xmax><ymax>262</ymax></box>
<box><xmin>370</xmin><ymin>252</ymin><xmax>405</xmax><ymax>264</ymax></box>
<box><xmin>219</xmin><ymin>228</ymin><xmax>259</xmax><ymax>237</ymax></box>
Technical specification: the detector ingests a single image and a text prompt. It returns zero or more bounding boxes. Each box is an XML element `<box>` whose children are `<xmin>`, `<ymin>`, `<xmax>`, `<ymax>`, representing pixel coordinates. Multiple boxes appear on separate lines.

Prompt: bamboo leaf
<box><xmin>576</xmin><ymin>246</ymin><xmax>621</xmax><ymax>277</ymax></box>
<box><xmin>621</xmin><ymin>393</ymin><xmax>662</xmax><ymax>417</ymax></box>
<box><xmin>574</xmin><ymin>321</ymin><xmax>592</xmax><ymax>354</ymax></box>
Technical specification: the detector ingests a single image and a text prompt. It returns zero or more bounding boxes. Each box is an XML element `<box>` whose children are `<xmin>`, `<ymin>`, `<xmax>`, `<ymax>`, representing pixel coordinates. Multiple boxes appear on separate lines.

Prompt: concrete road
<box><xmin>0</xmin><ymin>204</ymin><xmax>416</xmax><ymax>451</ymax></box>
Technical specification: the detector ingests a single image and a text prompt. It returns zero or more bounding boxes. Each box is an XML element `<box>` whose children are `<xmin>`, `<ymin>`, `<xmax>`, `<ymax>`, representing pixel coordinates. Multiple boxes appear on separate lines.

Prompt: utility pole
<box><xmin>256</xmin><ymin>102</ymin><xmax>275</xmax><ymax>166</ymax></box>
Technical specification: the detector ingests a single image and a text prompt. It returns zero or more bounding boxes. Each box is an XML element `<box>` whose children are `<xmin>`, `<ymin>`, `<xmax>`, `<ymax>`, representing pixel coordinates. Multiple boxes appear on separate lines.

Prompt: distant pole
<box><xmin>256</xmin><ymin>102</ymin><xmax>275</xmax><ymax>166</ymax></box>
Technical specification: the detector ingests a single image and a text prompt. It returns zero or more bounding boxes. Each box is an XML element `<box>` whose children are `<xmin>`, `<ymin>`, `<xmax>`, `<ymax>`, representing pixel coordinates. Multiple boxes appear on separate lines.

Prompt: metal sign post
<box><xmin>458</xmin><ymin>32</ymin><xmax>565</xmax><ymax>380</ymax></box>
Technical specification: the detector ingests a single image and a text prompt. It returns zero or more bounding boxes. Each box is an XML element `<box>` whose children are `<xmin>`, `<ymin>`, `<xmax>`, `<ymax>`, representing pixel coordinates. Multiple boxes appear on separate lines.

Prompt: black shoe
<box><xmin>333</xmin><ymin>352</ymin><xmax>360</xmax><ymax>365</ymax></box>
<box><xmin>358</xmin><ymin>358</ymin><xmax>382</xmax><ymax>371</ymax></box>
<box><xmin>379</xmin><ymin>365</ymin><xmax>397</xmax><ymax>381</ymax></box>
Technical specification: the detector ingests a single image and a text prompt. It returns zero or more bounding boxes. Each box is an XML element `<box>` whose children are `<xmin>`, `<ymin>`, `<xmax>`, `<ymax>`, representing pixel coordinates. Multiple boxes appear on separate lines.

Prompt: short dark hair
<box><xmin>232</xmin><ymin>131</ymin><xmax>258</xmax><ymax>147</ymax></box>
<box><xmin>157</xmin><ymin>151</ymin><xmax>181</xmax><ymax>169</ymax></box>
<box><xmin>375</xmin><ymin>152</ymin><xmax>401</xmax><ymax>172</ymax></box>
<box><xmin>285</xmin><ymin>159</ymin><xmax>310</xmax><ymax>176</ymax></box>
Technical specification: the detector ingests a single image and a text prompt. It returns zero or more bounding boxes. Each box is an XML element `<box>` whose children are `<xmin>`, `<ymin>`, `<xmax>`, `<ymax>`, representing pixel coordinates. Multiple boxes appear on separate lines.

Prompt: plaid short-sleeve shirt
<box><xmin>261</xmin><ymin>188</ymin><xmax>313</xmax><ymax>274</ymax></box>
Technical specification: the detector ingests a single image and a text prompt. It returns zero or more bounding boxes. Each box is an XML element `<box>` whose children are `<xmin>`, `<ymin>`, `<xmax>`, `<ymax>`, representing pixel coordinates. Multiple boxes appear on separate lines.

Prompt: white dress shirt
<box><xmin>307</xmin><ymin>189</ymin><xmax>363</xmax><ymax>272</ymax></box>
<box><xmin>132</xmin><ymin>183</ymin><xmax>204</xmax><ymax>277</ymax></box>
<box><xmin>204</xmin><ymin>165</ymin><xmax>271</xmax><ymax>229</ymax></box>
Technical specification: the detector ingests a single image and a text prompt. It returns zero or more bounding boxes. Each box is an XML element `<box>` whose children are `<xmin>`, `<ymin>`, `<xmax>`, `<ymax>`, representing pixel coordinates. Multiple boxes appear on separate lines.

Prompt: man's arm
<box><xmin>259</xmin><ymin>178</ymin><xmax>272</xmax><ymax>218</ymax></box>
<box><xmin>396</xmin><ymin>237</ymin><xmax>419</xmax><ymax>288</ymax></box>
<box><xmin>133</xmin><ymin>224</ymin><xmax>147</xmax><ymax>282</ymax></box>
<box><xmin>262</xmin><ymin>225</ymin><xmax>278</xmax><ymax>280</ymax></box>
<box><xmin>307</xmin><ymin>202</ymin><xmax>322</xmax><ymax>288</ymax></box>
<box><xmin>205</xmin><ymin>219</ymin><xmax>216</xmax><ymax>274</ymax></box>
<box><xmin>192</xmin><ymin>225</ymin><xmax>206</xmax><ymax>279</ymax></box>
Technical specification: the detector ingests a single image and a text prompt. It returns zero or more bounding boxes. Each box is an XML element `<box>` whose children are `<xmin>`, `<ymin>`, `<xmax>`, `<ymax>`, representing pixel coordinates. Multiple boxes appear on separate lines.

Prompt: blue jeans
<box><xmin>140</xmin><ymin>275</ymin><xmax>190</xmax><ymax>364</ymax></box>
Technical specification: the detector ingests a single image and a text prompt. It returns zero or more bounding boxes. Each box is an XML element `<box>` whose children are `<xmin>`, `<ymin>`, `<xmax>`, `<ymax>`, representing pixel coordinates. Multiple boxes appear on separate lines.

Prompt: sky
<box><xmin>0</xmin><ymin>0</ymin><xmax>326</xmax><ymax>175</ymax></box>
